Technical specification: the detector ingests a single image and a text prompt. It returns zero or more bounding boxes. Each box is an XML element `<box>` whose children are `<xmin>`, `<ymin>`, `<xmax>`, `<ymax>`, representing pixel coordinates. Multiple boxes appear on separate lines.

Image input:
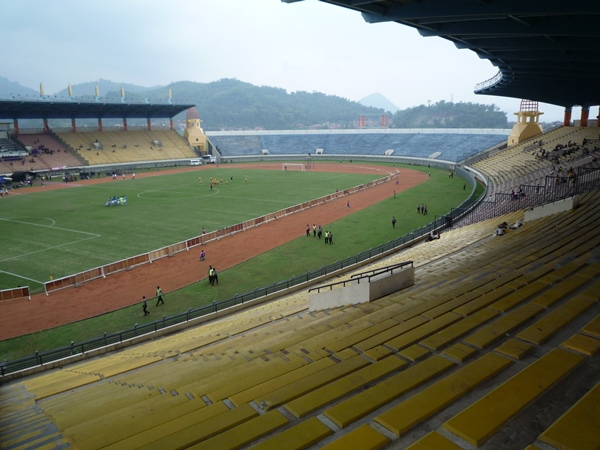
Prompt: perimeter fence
<box><xmin>455</xmin><ymin>165</ymin><xmax>600</xmax><ymax>226</ymax></box>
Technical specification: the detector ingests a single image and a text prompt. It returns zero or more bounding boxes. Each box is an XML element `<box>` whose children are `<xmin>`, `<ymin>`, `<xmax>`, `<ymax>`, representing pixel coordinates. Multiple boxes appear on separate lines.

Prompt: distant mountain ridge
<box><xmin>0</xmin><ymin>76</ymin><xmax>508</xmax><ymax>129</ymax></box>
<box><xmin>55</xmin><ymin>79</ymin><xmax>164</xmax><ymax>98</ymax></box>
<box><xmin>0</xmin><ymin>76</ymin><xmax>38</xmax><ymax>97</ymax></box>
<box><xmin>359</xmin><ymin>93</ymin><xmax>399</xmax><ymax>113</ymax></box>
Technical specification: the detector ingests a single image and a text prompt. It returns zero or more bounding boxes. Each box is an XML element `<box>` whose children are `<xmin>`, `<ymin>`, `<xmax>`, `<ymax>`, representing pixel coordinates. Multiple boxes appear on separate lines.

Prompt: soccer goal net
<box><xmin>282</xmin><ymin>163</ymin><xmax>305</xmax><ymax>172</ymax></box>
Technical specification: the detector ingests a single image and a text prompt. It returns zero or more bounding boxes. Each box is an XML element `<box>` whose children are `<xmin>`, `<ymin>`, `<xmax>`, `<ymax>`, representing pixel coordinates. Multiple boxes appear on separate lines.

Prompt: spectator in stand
<box><xmin>509</xmin><ymin>220</ymin><xmax>522</xmax><ymax>229</ymax></box>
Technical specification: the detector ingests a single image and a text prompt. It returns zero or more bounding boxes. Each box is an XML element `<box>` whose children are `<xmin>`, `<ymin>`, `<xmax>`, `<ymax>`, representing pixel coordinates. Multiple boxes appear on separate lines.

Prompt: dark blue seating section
<box><xmin>208</xmin><ymin>132</ymin><xmax>507</xmax><ymax>162</ymax></box>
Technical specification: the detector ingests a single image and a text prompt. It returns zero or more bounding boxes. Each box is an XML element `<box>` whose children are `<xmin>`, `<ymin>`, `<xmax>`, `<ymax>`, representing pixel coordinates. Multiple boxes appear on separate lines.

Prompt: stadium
<box><xmin>1</xmin><ymin>1</ymin><xmax>600</xmax><ymax>449</ymax></box>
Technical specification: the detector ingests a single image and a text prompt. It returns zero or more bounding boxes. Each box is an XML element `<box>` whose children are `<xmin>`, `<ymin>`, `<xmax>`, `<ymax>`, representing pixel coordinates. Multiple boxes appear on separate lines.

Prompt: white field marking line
<box><xmin>9</xmin><ymin>183</ymin><xmax>85</xmax><ymax>194</ymax></box>
<box><xmin>0</xmin><ymin>235</ymin><xmax>100</xmax><ymax>263</ymax></box>
<box><xmin>0</xmin><ymin>217</ymin><xmax>101</xmax><ymax>237</ymax></box>
<box><xmin>210</xmin><ymin>196</ymin><xmax>292</xmax><ymax>204</ymax></box>
<box><xmin>0</xmin><ymin>269</ymin><xmax>44</xmax><ymax>285</ymax></box>
<box><xmin>325</xmin><ymin>174</ymin><xmax>350</xmax><ymax>180</ymax></box>
<box><xmin>136</xmin><ymin>188</ymin><xmax>220</xmax><ymax>199</ymax></box>
<box><xmin>352</xmin><ymin>165</ymin><xmax>396</xmax><ymax>176</ymax></box>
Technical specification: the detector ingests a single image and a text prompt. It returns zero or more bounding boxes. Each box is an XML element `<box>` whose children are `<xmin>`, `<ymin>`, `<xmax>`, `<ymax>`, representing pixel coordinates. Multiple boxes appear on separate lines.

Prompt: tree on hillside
<box><xmin>391</xmin><ymin>100</ymin><xmax>508</xmax><ymax>128</ymax></box>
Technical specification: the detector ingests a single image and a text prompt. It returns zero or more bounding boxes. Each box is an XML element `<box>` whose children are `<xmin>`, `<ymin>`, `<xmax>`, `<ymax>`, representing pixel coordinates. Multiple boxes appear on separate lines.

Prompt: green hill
<box><xmin>0</xmin><ymin>77</ymin><xmax>508</xmax><ymax>130</ymax></box>
<box><xmin>392</xmin><ymin>100</ymin><xmax>508</xmax><ymax>128</ymax></box>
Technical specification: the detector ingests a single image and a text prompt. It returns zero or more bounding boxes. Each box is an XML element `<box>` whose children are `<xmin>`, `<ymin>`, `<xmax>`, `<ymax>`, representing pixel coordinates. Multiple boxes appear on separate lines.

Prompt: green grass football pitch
<box><xmin>0</xmin><ymin>167</ymin><xmax>382</xmax><ymax>293</ymax></box>
<box><xmin>0</xmin><ymin>163</ymin><xmax>479</xmax><ymax>359</ymax></box>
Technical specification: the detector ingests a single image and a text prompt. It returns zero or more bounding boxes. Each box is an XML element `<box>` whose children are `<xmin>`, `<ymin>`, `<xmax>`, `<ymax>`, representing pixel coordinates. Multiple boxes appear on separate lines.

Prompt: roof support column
<box><xmin>13</xmin><ymin>119</ymin><xmax>19</xmax><ymax>135</ymax></box>
<box><xmin>170</xmin><ymin>119</ymin><xmax>174</xmax><ymax>130</ymax></box>
<box><xmin>597</xmin><ymin>107</ymin><xmax>600</xmax><ymax>127</ymax></box>
<box><xmin>123</xmin><ymin>118</ymin><xmax>128</xmax><ymax>131</ymax></box>
<box><xmin>563</xmin><ymin>107</ymin><xmax>572</xmax><ymax>127</ymax></box>
<box><xmin>147</xmin><ymin>118</ymin><xmax>152</xmax><ymax>131</ymax></box>
<box><xmin>98</xmin><ymin>118</ymin><xmax>103</xmax><ymax>132</ymax></box>
<box><xmin>71</xmin><ymin>118</ymin><xmax>77</xmax><ymax>133</ymax></box>
<box><xmin>43</xmin><ymin>118</ymin><xmax>49</xmax><ymax>134</ymax></box>
<box><xmin>580</xmin><ymin>107</ymin><xmax>589</xmax><ymax>127</ymax></box>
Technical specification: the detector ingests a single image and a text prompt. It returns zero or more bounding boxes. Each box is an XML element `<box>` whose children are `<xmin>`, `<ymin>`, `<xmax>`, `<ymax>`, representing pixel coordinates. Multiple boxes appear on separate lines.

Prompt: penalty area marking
<box><xmin>0</xmin><ymin>217</ymin><xmax>102</xmax><ymax>263</ymax></box>
<box><xmin>0</xmin><ymin>236</ymin><xmax>101</xmax><ymax>263</ymax></box>
<box><xmin>0</xmin><ymin>269</ymin><xmax>44</xmax><ymax>285</ymax></box>
<box><xmin>0</xmin><ymin>217</ymin><xmax>100</xmax><ymax>236</ymax></box>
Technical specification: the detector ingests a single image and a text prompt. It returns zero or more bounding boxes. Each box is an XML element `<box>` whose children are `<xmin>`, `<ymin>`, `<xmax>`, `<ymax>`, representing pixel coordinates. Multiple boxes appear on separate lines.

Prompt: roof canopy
<box><xmin>291</xmin><ymin>0</ymin><xmax>600</xmax><ymax>108</ymax></box>
<box><xmin>0</xmin><ymin>100</ymin><xmax>193</xmax><ymax>120</ymax></box>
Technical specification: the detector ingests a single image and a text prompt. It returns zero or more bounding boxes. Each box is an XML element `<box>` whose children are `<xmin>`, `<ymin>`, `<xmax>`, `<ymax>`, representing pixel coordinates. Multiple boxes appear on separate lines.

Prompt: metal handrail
<box><xmin>308</xmin><ymin>261</ymin><xmax>413</xmax><ymax>293</ymax></box>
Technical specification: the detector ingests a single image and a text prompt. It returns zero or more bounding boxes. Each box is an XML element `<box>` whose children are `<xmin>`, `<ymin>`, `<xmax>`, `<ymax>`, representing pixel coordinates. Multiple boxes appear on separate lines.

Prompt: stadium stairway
<box><xmin>0</xmin><ymin>189</ymin><xmax>599</xmax><ymax>449</ymax></box>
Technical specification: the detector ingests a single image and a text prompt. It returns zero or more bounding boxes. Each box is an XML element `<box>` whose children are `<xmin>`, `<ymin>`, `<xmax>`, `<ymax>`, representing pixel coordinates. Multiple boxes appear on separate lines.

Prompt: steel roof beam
<box><xmin>414</xmin><ymin>17</ymin><xmax>600</xmax><ymax>37</ymax></box>
<box><xmin>361</xmin><ymin>0</ymin><xmax>600</xmax><ymax>23</ymax></box>
<box><xmin>453</xmin><ymin>36</ymin><xmax>596</xmax><ymax>51</ymax></box>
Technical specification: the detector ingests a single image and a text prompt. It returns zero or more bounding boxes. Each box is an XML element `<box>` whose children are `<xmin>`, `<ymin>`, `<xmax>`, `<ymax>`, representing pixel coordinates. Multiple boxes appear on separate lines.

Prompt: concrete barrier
<box><xmin>309</xmin><ymin>267</ymin><xmax>414</xmax><ymax>311</ymax></box>
<box><xmin>525</xmin><ymin>195</ymin><xmax>578</xmax><ymax>222</ymax></box>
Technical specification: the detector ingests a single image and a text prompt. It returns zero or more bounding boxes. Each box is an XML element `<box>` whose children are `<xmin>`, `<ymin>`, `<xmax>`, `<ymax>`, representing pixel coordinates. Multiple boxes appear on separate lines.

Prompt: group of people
<box><xmin>111</xmin><ymin>172</ymin><xmax>135</xmax><ymax>180</ymax></box>
<box><xmin>495</xmin><ymin>220</ymin><xmax>522</xmax><ymax>236</ymax></box>
<box><xmin>141</xmin><ymin>286</ymin><xmax>165</xmax><ymax>316</ymax></box>
<box><xmin>208</xmin><ymin>265</ymin><xmax>219</xmax><ymax>285</ymax></box>
<box><xmin>105</xmin><ymin>195</ymin><xmax>127</xmax><ymax>206</ymax></box>
<box><xmin>202</xmin><ymin>175</ymin><xmax>236</xmax><ymax>191</ymax></box>
<box><xmin>198</xmin><ymin>249</ymin><xmax>219</xmax><ymax>285</ymax></box>
<box><xmin>306</xmin><ymin>224</ymin><xmax>334</xmax><ymax>243</ymax></box>
<box><xmin>417</xmin><ymin>203</ymin><xmax>428</xmax><ymax>215</ymax></box>
<box><xmin>548</xmin><ymin>165</ymin><xmax>578</xmax><ymax>185</ymax></box>
<box><xmin>30</xmin><ymin>142</ymin><xmax>58</xmax><ymax>156</ymax></box>
<box><xmin>511</xmin><ymin>188</ymin><xmax>526</xmax><ymax>200</ymax></box>
<box><xmin>533</xmin><ymin>138</ymin><xmax>598</xmax><ymax>166</ymax></box>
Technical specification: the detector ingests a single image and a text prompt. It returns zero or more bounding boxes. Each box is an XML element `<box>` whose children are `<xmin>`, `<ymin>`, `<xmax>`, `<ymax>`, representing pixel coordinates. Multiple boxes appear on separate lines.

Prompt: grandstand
<box><xmin>0</xmin><ymin>99</ymin><xmax>197</xmax><ymax>180</ymax></box>
<box><xmin>0</xmin><ymin>129</ymin><xmax>198</xmax><ymax>178</ymax></box>
<box><xmin>452</xmin><ymin>126</ymin><xmax>600</xmax><ymax>227</ymax></box>
<box><xmin>57</xmin><ymin>130</ymin><xmax>197</xmax><ymax>166</ymax></box>
<box><xmin>208</xmin><ymin>129</ymin><xmax>510</xmax><ymax>162</ymax></box>
<box><xmin>11</xmin><ymin>134</ymin><xmax>83</xmax><ymax>170</ymax></box>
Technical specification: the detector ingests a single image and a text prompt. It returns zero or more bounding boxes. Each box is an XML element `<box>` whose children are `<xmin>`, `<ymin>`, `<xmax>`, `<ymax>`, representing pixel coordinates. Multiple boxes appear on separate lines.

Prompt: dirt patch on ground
<box><xmin>0</xmin><ymin>163</ymin><xmax>427</xmax><ymax>340</ymax></box>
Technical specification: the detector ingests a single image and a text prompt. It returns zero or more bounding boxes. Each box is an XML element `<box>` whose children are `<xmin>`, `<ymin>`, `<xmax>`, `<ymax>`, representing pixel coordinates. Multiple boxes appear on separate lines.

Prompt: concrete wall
<box><xmin>309</xmin><ymin>281</ymin><xmax>371</xmax><ymax>311</ymax></box>
<box><xmin>369</xmin><ymin>267</ymin><xmax>415</xmax><ymax>301</ymax></box>
<box><xmin>309</xmin><ymin>267</ymin><xmax>414</xmax><ymax>311</ymax></box>
<box><xmin>525</xmin><ymin>195</ymin><xmax>578</xmax><ymax>222</ymax></box>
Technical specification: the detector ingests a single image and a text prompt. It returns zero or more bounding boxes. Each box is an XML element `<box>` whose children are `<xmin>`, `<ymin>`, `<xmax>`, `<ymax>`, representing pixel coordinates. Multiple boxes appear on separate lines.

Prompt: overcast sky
<box><xmin>1</xmin><ymin>0</ymin><xmax>581</xmax><ymax>122</ymax></box>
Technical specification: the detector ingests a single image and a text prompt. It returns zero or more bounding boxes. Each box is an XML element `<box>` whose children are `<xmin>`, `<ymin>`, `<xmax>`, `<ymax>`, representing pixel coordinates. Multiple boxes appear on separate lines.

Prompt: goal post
<box><xmin>282</xmin><ymin>163</ymin><xmax>305</xmax><ymax>172</ymax></box>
